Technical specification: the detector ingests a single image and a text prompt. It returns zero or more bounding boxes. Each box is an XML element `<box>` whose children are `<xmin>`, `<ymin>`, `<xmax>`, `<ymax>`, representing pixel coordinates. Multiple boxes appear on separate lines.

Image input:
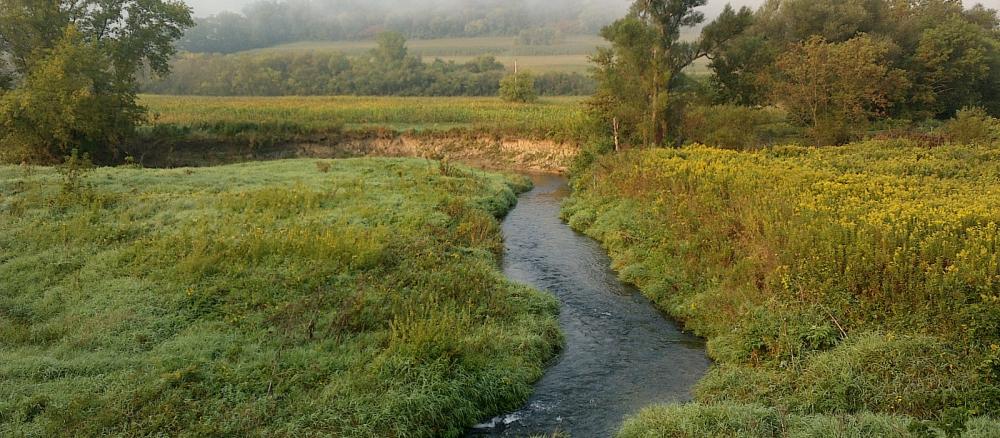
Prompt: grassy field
<box><xmin>0</xmin><ymin>158</ymin><xmax>561</xmax><ymax>436</ymax></box>
<box><xmin>565</xmin><ymin>141</ymin><xmax>1000</xmax><ymax>435</ymax></box>
<box><xmin>245</xmin><ymin>35</ymin><xmax>606</xmax><ymax>74</ymax></box>
<box><xmin>246</xmin><ymin>35</ymin><xmax>608</xmax><ymax>57</ymax></box>
<box><xmin>241</xmin><ymin>35</ymin><xmax>709</xmax><ymax>75</ymax></box>
<box><xmin>141</xmin><ymin>95</ymin><xmax>587</xmax><ymax>140</ymax></box>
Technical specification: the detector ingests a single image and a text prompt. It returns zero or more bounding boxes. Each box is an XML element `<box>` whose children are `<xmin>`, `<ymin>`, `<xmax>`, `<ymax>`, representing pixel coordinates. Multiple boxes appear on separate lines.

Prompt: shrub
<box><xmin>680</xmin><ymin>105</ymin><xmax>802</xmax><ymax>150</ymax></box>
<box><xmin>942</xmin><ymin>107</ymin><xmax>999</xmax><ymax>145</ymax></box>
<box><xmin>500</xmin><ymin>72</ymin><xmax>538</xmax><ymax>103</ymax></box>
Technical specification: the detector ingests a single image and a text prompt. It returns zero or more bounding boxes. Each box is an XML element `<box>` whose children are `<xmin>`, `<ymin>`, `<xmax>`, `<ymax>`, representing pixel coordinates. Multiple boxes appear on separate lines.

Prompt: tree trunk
<box><xmin>613</xmin><ymin>117</ymin><xmax>621</xmax><ymax>152</ymax></box>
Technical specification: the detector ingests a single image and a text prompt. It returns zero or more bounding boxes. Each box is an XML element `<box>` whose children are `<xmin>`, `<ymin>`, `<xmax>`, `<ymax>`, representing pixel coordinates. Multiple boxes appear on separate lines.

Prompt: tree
<box><xmin>590</xmin><ymin>1</ymin><xmax>751</xmax><ymax>147</ymax></box>
<box><xmin>709</xmin><ymin>0</ymin><xmax>1000</xmax><ymax>120</ymax></box>
<box><xmin>0</xmin><ymin>0</ymin><xmax>193</xmax><ymax>162</ymax></box>
<box><xmin>772</xmin><ymin>35</ymin><xmax>908</xmax><ymax>145</ymax></box>
<box><xmin>500</xmin><ymin>72</ymin><xmax>537</xmax><ymax>103</ymax></box>
<box><xmin>1</xmin><ymin>26</ymin><xmax>138</xmax><ymax>162</ymax></box>
<box><xmin>375</xmin><ymin>32</ymin><xmax>408</xmax><ymax>64</ymax></box>
<box><xmin>912</xmin><ymin>17</ymin><xmax>1000</xmax><ymax>118</ymax></box>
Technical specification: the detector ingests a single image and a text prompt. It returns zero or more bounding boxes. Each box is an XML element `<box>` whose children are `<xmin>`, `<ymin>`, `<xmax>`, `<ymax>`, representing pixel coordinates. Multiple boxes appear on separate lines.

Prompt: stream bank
<box><xmin>471</xmin><ymin>174</ymin><xmax>710</xmax><ymax>437</ymax></box>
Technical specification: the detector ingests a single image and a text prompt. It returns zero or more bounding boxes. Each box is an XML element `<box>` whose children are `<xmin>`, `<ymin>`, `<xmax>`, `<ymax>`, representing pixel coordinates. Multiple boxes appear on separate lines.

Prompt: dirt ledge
<box><xmin>134</xmin><ymin>135</ymin><xmax>577</xmax><ymax>173</ymax></box>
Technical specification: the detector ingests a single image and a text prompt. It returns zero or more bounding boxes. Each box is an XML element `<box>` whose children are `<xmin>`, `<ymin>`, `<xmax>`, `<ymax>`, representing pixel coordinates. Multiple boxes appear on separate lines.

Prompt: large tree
<box><xmin>710</xmin><ymin>0</ymin><xmax>1000</xmax><ymax>119</ymax></box>
<box><xmin>0</xmin><ymin>0</ymin><xmax>192</xmax><ymax>162</ymax></box>
<box><xmin>773</xmin><ymin>35</ymin><xmax>908</xmax><ymax>145</ymax></box>
<box><xmin>590</xmin><ymin>0</ymin><xmax>752</xmax><ymax>147</ymax></box>
<box><xmin>912</xmin><ymin>16</ymin><xmax>1000</xmax><ymax>117</ymax></box>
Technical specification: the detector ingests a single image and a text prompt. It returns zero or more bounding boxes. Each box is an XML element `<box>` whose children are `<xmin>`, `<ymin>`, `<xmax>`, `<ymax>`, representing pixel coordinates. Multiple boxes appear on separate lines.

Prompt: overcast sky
<box><xmin>183</xmin><ymin>0</ymin><xmax>1000</xmax><ymax>18</ymax></box>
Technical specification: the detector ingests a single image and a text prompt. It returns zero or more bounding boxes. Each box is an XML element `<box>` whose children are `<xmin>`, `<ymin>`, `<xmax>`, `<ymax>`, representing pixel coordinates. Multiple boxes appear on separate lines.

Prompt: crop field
<box><xmin>565</xmin><ymin>141</ymin><xmax>1000</xmax><ymax>434</ymax></box>
<box><xmin>0</xmin><ymin>158</ymin><xmax>561</xmax><ymax>436</ymax></box>
<box><xmin>242</xmin><ymin>35</ymin><xmax>708</xmax><ymax>75</ymax></box>
<box><xmin>248</xmin><ymin>35</ymin><xmax>607</xmax><ymax>57</ymax></box>
<box><xmin>141</xmin><ymin>95</ymin><xmax>586</xmax><ymax>139</ymax></box>
<box><xmin>243</xmin><ymin>35</ymin><xmax>606</xmax><ymax>74</ymax></box>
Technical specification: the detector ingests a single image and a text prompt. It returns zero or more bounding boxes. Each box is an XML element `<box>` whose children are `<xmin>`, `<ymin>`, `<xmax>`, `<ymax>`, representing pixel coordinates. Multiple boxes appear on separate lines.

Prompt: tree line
<box><xmin>590</xmin><ymin>0</ymin><xmax>1000</xmax><ymax>148</ymax></box>
<box><xmin>180</xmin><ymin>0</ymin><xmax>626</xmax><ymax>54</ymax></box>
<box><xmin>143</xmin><ymin>33</ymin><xmax>596</xmax><ymax>97</ymax></box>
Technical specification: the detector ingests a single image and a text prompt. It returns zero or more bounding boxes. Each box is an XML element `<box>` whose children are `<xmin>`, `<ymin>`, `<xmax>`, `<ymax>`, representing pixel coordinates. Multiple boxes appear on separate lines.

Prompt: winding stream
<box><xmin>471</xmin><ymin>174</ymin><xmax>711</xmax><ymax>437</ymax></box>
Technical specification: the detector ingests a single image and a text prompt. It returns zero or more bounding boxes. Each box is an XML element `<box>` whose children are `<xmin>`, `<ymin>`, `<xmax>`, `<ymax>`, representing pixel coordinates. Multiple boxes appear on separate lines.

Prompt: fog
<box><xmin>185</xmin><ymin>0</ymin><xmax>1000</xmax><ymax>18</ymax></box>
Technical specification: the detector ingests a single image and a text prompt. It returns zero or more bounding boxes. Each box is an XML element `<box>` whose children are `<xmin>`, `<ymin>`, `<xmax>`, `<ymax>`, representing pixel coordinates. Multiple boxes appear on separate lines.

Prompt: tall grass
<box><xmin>564</xmin><ymin>140</ymin><xmax>1000</xmax><ymax>434</ymax></box>
<box><xmin>0</xmin><ymin>158</ymin><xmax>560</xmax><ymax>436</ymax></box>
<box><xmin>141</xmin><ymin>95</ymin><xmax>587</xmax><ymax>141</ymax></box>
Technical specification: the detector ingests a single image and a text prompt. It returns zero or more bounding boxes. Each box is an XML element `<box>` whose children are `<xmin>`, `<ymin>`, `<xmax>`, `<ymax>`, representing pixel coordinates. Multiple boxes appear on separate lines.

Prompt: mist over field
<box><xmin>184</xmin><ymin>0</ymin><xmax>1000</xmax><ymax>18</ymax></box>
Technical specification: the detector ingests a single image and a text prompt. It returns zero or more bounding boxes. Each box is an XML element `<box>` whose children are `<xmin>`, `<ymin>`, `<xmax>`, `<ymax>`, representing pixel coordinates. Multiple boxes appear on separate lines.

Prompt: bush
<box><xmin>0</xmin><ymin>27</ymin><xmax>142</xmax><ymax>164</ymax></box>
<box><xmin>943</xmin><ymin>107</ymin><xmax>1000</xmax><ymax>145</ymax></box>
<box><xmin>500</xmin><ymin>72</ymin><xmax>538</xmax><ymax>103</ymax></box>
<box><xmin>680</xmin><ymin>105</ymin><xmax>802</xmax><ymax>150</ymax></box>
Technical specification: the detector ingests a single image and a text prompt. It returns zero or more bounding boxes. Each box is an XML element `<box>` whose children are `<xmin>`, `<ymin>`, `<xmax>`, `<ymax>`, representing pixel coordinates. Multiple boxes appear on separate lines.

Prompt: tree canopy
<box><xmin>0</xmin><ymin>0</ymin><xmax>193</xmax><ymax>162</ymax></box>
<box><xmin>590</xmin><ymin>0</ymin><xmax>752</xmax><ymax>147</ymax></box>
<box><xmin>710</xmin><ymin>0</ymin><xmax>1000</xmax><ymax>120</ymax></box>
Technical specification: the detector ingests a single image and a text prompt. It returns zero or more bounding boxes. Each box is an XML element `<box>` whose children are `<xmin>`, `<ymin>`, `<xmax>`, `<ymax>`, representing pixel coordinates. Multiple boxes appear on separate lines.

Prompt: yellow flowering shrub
<box><xmin>565</xmin><ymin>140</ymin><xmax>1000</xmax><ymax>421</ymax></box>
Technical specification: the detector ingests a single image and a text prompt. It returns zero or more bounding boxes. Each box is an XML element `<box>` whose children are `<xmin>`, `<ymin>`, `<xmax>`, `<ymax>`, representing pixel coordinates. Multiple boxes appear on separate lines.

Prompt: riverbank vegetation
<box><xmin>587</xmin><ymin>0</ymin><xmax>1000</xmax><ymax>149</ymax></box>
<box><xmin>0</xmin><ymin>158</ymin><xmax>560</xmax><ymax>436</ymax></box>
<box><xmin>564</xmin><ymin>142</ymin><xmax>1000</xmax><ymax>435</ymax></box>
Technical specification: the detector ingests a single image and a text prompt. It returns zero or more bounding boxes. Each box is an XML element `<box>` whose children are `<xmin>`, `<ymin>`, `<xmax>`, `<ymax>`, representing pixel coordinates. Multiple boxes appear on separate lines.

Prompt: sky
<box><xmin>183</xmin><ymin>0</ymin><xmax>1000</xmax><ymax>18</ymax></box>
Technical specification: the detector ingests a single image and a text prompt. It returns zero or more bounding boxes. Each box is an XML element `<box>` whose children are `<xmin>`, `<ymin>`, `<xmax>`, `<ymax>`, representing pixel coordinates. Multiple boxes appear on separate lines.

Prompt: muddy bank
<box><xmin>129</xmin><ymin>134</ymin><xmax>577</xmax><ymax>173</ymax></box>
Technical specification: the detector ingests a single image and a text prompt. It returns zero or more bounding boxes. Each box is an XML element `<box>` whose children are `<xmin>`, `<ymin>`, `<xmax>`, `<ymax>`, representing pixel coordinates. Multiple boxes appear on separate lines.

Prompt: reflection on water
<box><xmin>470</xmin><ymin>174</ymin><xmax>710</xmax><ymax>437</ymax></box>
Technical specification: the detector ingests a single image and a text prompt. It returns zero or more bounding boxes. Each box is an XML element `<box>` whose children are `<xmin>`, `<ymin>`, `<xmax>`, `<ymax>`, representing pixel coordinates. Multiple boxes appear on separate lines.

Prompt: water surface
<box><xmin>471</xmin><ymin>174</ymin><xmax>710</xmax><ymax>437</ymax></box>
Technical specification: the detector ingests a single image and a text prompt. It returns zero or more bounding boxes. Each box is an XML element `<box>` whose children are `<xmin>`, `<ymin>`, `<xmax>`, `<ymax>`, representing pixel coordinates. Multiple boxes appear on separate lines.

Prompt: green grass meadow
<box><xmin>141</xmin><ymin>95</ymin><xmax>587</xmax><ymax>140</ymax></box>
<box><xmin>0</xmin><ymin>158</ymin><xmax>561</xmax><ymax>436</ymax></box>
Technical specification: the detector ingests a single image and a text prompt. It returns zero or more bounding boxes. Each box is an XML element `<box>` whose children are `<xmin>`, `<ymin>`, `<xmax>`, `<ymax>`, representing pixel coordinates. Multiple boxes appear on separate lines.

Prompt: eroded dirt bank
<box><xmin>132</xmin><ymin>134</ymin><xmax>578</xmax><ymax>173</ymax></box>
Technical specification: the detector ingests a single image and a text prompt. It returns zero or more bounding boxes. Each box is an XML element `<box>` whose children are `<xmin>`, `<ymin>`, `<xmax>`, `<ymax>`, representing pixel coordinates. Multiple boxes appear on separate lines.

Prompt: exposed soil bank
<box><xmin>130</xmin><ymin>134</ymin><xmax>577</xmax><ymax>173</ymax></box>
<box><xmin>470</xmin><ymin>174</ymin><xmax>710</xmax><ymax>437</ymax></box>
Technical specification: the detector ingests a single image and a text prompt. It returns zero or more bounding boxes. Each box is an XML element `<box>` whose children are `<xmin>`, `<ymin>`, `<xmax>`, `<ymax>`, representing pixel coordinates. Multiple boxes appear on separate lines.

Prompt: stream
<box><xmin>470</xmin><ymin>174</ymin><xmax>711</xmax><ymax>437</ymax></box>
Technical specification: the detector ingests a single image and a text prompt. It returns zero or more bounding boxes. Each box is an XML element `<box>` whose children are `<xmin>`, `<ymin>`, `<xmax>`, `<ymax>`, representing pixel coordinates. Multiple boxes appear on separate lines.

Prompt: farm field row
<box><xmin>141</xmin><ymin>95</ymin><xmax>587</xmax><ymax>139</ymax></box>
<box><xmin>238</xmin><ymin>35</ymin><xmax>708</xmax><ymax>75</ymax></box>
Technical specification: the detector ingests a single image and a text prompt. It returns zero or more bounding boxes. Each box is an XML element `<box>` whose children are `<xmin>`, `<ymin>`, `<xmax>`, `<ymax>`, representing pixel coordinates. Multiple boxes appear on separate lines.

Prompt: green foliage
<box><xmin>709</xmin><ymin>0</ymin><xmax>1000</xmax><ymax>122</ymax></box>
<box><xmin>500</xmin><ymin>72</ymin><xmax>538</xmax><ymax>103</ymax></box>
<box><xmin>375</xmin><ymin>32</ymin><xmax>409</xmax><ymax>63</ymax></box>
<box><xmin>138</xmin><ymin>95</ymin><xmax>586</xmax><ymax>142</ymax></box>
<box><xmin>678</xmin><ymin>104</ymin><xmax>801</xmax><ymax>150</ymax></box>
<box><xmin>53</xmin><ymin>149</ymin><xmax>94</xmax><ymax>204</ymax></box>
<box><xmin>0</xmin><ymin>0</ymin><xmax>193</xmax><ymax>163</ymax></box>
<box><xmin>773</xmin><ymin>35</ymin><xmax>908</xmax><ymax>145</ymax></box>
<box><xmin>618</xmin><ymin>402</ymin><xmax>1000</xmax><ymax>437</ymax></box>
<box><xmin>589</xmin><ymin>0</ymin><xmax>752</xmax><ymax>147</ymax></box>
<box><xmin>913</xmin><ymin>17</ymin><xmax>1000</xmax><ymax>118</ymax></box>
<box><xmin>565</xmin><ymin>142</ymin><xmax>1000</xmax><ymax>430</ymax></box>
<box><xmin>0</xmin><ymin>158</ymin><xmax>560</xmax><ymax>436</ymax></box>
<box><xmin>707</xmin><ymin>34</ymin><xmax>775</xmax><ymax>106</ymax></box>
<box><xmin>517</xmin><ymin>28</ymin><xmax>564</xmax><ymax>46</ymax></box>
<box><xmin>141</xmin><ymin>37</ymin><xmax>595</xmax><ymax>97</ymax></box>
<box><xmin>942</xmin><ymin>106</ymin><xmax>1000</xmax><ymax>145</ymax></box>
<box><xmin>0</xmin><ymin>27</ymin><xmax>142</xmax><ymax>162</ymax></box>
